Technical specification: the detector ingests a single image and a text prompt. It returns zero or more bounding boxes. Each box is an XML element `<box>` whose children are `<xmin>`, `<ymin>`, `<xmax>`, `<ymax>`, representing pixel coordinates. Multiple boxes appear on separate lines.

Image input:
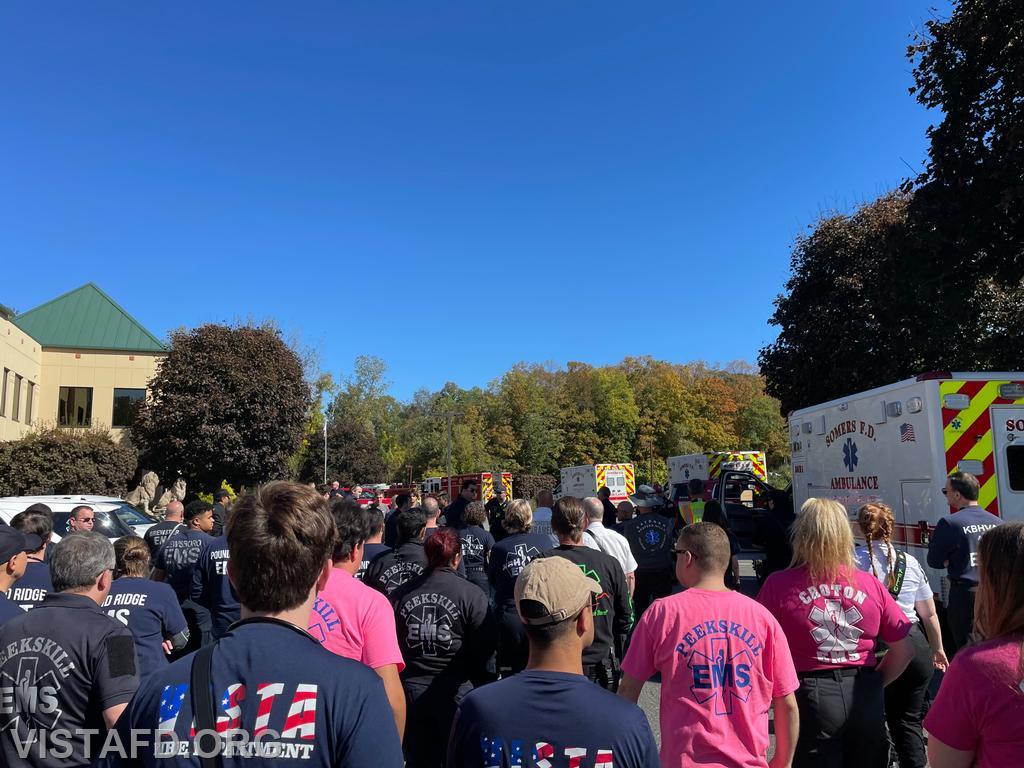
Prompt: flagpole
<box><xmin>323</xmin><ymin>419</ymin><xmax>328</xmax><ymax>485</ymax></box>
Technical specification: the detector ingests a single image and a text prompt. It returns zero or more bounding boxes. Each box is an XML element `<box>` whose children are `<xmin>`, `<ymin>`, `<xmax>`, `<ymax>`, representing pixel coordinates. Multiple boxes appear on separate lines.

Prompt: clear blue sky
<box><xmin>1</xmin><ymin>1</ymin><xmax>945</xmax><ymax>399</ymax></box>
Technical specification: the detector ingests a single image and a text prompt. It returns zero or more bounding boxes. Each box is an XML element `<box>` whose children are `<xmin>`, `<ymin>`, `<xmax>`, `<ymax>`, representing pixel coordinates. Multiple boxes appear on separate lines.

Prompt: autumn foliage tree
<box><xmin>132</xmin><ymin>324</ymin><xmax>311</xmax><ymax>491</ymax></box>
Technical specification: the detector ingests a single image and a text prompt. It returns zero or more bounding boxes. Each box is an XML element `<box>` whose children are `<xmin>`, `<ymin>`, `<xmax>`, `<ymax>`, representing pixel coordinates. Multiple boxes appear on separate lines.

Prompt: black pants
<box><xmin>946</xmin><ymin>582</ymin><xmax>975</xmax><ymax>656</ymax></box>
<box><xmin>633</xmin><ymin>570</ymin><xmax>674</xmax><ymax>620</ymax></box>
<box><xmin>794</xmin><ymin>667</ymin><xmax>888</xmax><ymax>768</ymax></box>
<box><xmin>465</xmin><ymin>569</ymin><xmax>489</xmax><ymax>595</ymax></box>
<box><xmin>885</xmin><ymin>624</ymin><xmax>933</xmax><ymax>768</ymax></box>
<box><xmin>171</xmin><ymin>600</ymin><xmax>212</xmax><ymax>661</ymax></box>
<box><xmin>583</xmin><ymin>655</ymin><xmax>620</xmax><ymax>692</ymax></box>
<box><xmin>403</xmin><ymin>680</ymin><xmax>470</xmax><ymax>768</ymax></box>
<box><xmin>498</xmin><ymin>603</ymin><xmax>529</xmax><ymax>675</ymax></box>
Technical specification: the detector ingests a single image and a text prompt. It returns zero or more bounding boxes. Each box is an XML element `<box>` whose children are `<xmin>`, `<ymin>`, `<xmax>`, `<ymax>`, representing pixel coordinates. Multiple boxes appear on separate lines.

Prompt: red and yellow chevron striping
<box><xmin>941</xmin><ymin>380</ymin><xmax>1024</xmax><ymax>516</ymax></box>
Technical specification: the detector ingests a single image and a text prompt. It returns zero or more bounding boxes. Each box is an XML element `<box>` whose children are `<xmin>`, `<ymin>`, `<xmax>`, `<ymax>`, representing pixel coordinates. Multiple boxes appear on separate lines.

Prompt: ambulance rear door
<box><xmin>991</xmin><ymin>406</ymin><xmax>1024</xmax><ymax>522</ymax></box>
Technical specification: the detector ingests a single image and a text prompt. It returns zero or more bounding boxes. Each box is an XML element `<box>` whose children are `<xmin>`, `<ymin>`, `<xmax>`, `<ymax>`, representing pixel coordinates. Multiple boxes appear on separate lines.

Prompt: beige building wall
<box><xmin>0</xmin><ymin>318</ymin><xmax>43</xmax><ymax>441</ymax></box>
<box><xmin>36</xmin><ymin>348</ymin><xmax>162</xmax><ymax>439</ymax></box>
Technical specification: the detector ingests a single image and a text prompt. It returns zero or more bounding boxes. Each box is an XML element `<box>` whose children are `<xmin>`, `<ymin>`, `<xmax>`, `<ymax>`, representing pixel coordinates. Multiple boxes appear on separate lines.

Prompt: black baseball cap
<box><xmin>213</xmin><ymin>489</ymin><xmax>230</xmax><ymax>502</ymax></box>
<box><xmin>0</xmin><ymin>527</ymin><xmax>42</xmax><ymax>563</ymax></box>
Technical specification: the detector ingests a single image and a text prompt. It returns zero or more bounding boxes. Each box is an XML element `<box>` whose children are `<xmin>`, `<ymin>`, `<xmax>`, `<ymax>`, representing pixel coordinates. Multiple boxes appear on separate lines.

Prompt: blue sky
<box><xmin>1</xmin><ymin>1</ymin><xmax>945</xmax><ymax>399</ymax></box>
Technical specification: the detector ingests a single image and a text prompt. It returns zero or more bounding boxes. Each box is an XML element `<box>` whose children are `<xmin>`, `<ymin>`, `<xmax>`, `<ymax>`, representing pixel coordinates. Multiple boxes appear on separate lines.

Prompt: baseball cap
<box><xmin>515</xmin><ymin>558</ymin><xmax>601</xmax><ymax>626</ymax></box>
<box><xmin>213</xmin><ymin>489</ymin><xmax>230</xmax><ymax>502</ymax></box>
<box><xmin>0</xmin><ymin>527</ymin><xmax>42</xmax><ymax>563</ymax></box>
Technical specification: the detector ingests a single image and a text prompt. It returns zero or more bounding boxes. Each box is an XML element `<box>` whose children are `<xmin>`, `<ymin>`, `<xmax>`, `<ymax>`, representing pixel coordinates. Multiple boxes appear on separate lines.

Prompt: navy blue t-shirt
<box><xmin>103</xmin><ymin>577</ymin><xmax>188</xmax><ymax>680</ymax></box>
<box><xmin>456</xmin><ymin>524</ymin><xmax>495</xmax><ymax>573</ymax></box>
<box><xmin>357</xmin><ymin>542</ymin><xmax>391</xmax><ymax>581</ymax></box>
<box><xmin>6</xmin><ymin>559</ymin><xmax>53</xmax><ymax>611</ymax></box>
<box><xmin>154</xmin><ymin>529</ymin><xmax>214</xmax><ymax>602</ymax></box>
<box><xmin>0</xmin><ymin>594</ymin><xmax>22</xmax><ymax>627</ymax></box>
<box><xmin>99</xmin><ymin>620</ymin><xmax>404</xmax><ymax>768</ymax></box>
<box><xmin>487</xmin><ymin>532</ymin><xmax>558</xmax><ymax>606</ymax></box>
<box><xmin>189</xmin><ymin>534</ymin><xmax>241</xmax><ymax>639</ymax></box>
<box><xmin>927</xmin><ymin>505</ymin><xmax>1004</xmax><ymax>584</ymax></box>
<box><xmin>448</xmin><ymin>670</ymin><xmax>659</xmax><ymax>768</ymax></box>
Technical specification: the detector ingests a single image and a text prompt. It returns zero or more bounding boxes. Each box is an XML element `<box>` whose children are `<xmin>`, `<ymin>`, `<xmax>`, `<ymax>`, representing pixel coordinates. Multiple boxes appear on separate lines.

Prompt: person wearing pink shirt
<box><xmin>618</xmin><ymin>522</ymin><xmax>799</xmax><ymax>768</ymax></box>
<box><xmin>757</xmin><ymin>498</ymin><xmax>913</xmax><ymax>768</ymax></box>
<box><xmin>308</xmin><ymin>500</ymin><xmax>407</xmax><ymax>739</ymax></box>
<box><xmin>924</xmin><ymin>521</ymin><xmax>1024</xmax><ymax>768</ymax></box>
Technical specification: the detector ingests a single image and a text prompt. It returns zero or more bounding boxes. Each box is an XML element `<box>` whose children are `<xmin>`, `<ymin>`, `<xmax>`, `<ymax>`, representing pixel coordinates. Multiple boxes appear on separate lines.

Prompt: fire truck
<box><xmin>667</xmin><ymin>452</ymin><xmax>771</xmax><ymax>538</ymax></box>
<box><xmin>421</xmin><ymin>472</ymin><xmax>512</xmax><ymax>502</ymax></box>
<box><xmin>558</xmin><ymin>463</ymin><xmax>635</xmax><ymax>504</ymax></box>
<box><xmin>789</xmin><ymin>372</ymin><xmax>1024</xmax><ymax>600</ymax></box>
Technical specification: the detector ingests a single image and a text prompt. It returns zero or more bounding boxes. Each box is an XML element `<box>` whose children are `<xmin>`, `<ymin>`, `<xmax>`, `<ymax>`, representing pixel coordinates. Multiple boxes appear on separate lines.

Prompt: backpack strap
<box><xmin>888</xmin><ymin>550</ymin><xmax>907</xmax><ymax>599</ymax></box>
<box><xmin>190</xmin><ymin>643</ymin><xmax>222</xmax><ymax>768</ymax></box>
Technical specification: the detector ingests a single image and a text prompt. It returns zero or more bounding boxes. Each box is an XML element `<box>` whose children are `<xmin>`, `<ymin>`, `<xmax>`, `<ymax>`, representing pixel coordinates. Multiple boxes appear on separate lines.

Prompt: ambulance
<box><xmin>667</xmin><ymin>451</ymin><xmax>768</xmax><ymax>488</ymax></box>
<box><xmin>789</xmin><ymin>372</ymin><xmax>1024</xmax><ymax>599</ymax></box>
<box><xmin>558</xmin><ymin>463</ymin><xmax>636</xmax><ymax>504</ymax></box>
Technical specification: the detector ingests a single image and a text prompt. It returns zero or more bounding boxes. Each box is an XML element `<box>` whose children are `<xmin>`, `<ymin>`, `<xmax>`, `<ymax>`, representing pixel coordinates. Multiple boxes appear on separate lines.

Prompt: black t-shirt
<box><xmin>541</xmin><ymin>545</ymin><xmax>633</xmax><ymax>664</ymax></box>
<box><xmin>448</xmin><ymin>670</ymin><xmax>659</xmax><ymax>768</ymax></box>
<box><xmin>445</xmin><ymin>496</ymin><xmax>469</xmax><ymax>528</ymax></box>
<box><xmin>144</xmin><ymin>520</ymin><xmax>185</xmax><ymax>558</ymax></box>
<box><xmin>601</xmin><ymin>497</ymin><xmax>618</xmax><ymax>528</ymax></box>
<box><xmin>487</xmin><ymin>532</ymin><xmax>557</xmax><ymax>607</ymax></box>
<box><xmin>391</xmin><ymin>568</ymin><xmax>497</xmax><ymax>688</ymax></box>
<box><xmin>103</xmin><ymin>577</ymin><xmax>188</xmax><ymax>680</ymax></box>
<box><xmin>0</xmin><ymin>592</ymin><xmax>139</xmax><ymax>768</ymax></box>
<box><xmin>358</xmin><ymin>543</ymin><xmax>391</xmax><ymax>581</ymax></box>
<box><xmin>383</xmin><ymin>511</ymin><xmax>401</xmax><ymax>548</ymax></box>
<box><xmin>622</xmin><ymin>513</ymin><xmax>676</xmax><ymax>573</ymax></box>
<box><xmin>154</xmin><ymin>529</ymin><xmax>215</xmax><ymax>602</ymax></box>
<box><xmin>6</xmin><ymin>558</ymin><xmax>53</xmax><ymax>611</ymax></box>
<box><xmin>211</xmin><ymin>502</ymin><xmax>228</xmax><ymax>537</ymax></box>
<box><xmin>484</xmin><ymin>498</ymin><xmax>509</xmax><ymax>541</ymax></box>
<box><xmin>365</xmin><ymin>539</ymin><xmax>429</xmax><ymax>597</ymax></box>
<box><xmin>97</xmin><ymin>620</ymin><xmax>404</xmax><ymax>768</ymax></box>
<box><xmin>456</xmin><ymin>524</ymin><xmax>495</xmax><ymax>573</ymax></box>
<box><xmin>188</xmin><ymin>534</ymin><xmax>241</xmax><ymax>638</ymax></box>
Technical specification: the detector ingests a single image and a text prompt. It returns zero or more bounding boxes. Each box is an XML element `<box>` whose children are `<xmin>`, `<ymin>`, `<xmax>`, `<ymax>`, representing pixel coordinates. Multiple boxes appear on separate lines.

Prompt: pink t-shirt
<box><xmin>924</xmin><ymin>635</ymin><xmax>1024</xmax><ymax>768</ymax></box>
<box><xmin>622</xmin><ymin>588</ymin><xmax>799</xmax><ymax>768</ymax></box>
<box><xmin>756</xmin><ymin>565</ymin><xmax>910</xmax><ymax>672</ymax></box>
<box><xmin>308</xmin><ymin>567</ymin><xmax>405</xmax><ymax>671</ymax></box>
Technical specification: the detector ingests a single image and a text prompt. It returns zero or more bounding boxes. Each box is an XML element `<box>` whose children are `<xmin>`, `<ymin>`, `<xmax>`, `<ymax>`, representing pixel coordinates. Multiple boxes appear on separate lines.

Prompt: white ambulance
<box><xmin>558</xmin><ymin>463</ymin><xmax>635</xmax><ymax>504</ymax></box>
<box><xmin>666</xmin><ymin>451</ymin><xmax>768</xmax><ymax>487</ymax></box>
<box><xmin>789</xmin><ymin>372</ymin><xmax>1024</xmax><ymax>599</ymax></box>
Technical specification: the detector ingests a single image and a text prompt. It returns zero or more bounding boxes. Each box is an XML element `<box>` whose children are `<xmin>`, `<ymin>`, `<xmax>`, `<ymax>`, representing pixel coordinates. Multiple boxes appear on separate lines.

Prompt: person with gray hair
<box><xmin>0</xmin><ymin>531</ymin><xmax>139</xmax><ymax>767</ymax></box>
<box><xmin>541</xmin><ymin>497</ymin><xmax>632</xmax><ymax>690</ymax></box>
<box><xmin>582</xmin><ymin>497</ymin><xmax>637</xmax><ymax>596</ymax></box>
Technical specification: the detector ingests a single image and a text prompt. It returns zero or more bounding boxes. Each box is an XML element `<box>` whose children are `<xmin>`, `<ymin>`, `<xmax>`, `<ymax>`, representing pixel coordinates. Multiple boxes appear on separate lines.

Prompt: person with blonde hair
<box><xmin>855</xmin><ymin>503</ymin><xmax>946</xmax><ymax>768</ymax></box>
<box><xmin>487</xmin><ymin>498</ymin><xmax>557</xmax><ymax>674</ymax></box>
<box><xmin>924</xmin><ymin>521</ymin><xmax>1024</xmax><ymax>768</ymax></box>
<box><xmin>757</xmin><ymin>498</ymin><xmax>914</xmax><ymax>768</ymax></box>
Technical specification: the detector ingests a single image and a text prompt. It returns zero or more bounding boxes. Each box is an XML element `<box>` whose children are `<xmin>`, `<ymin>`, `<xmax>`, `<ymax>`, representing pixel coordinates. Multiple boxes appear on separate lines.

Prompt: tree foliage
<box><xmin>299</xmin><ymin>418</ymin><xmax>387</xmax><ymax>486</ymax></box>
<box><xmin>0</xmin><ymin>427</ymin><xmax>137</xmax><ymax>497</ymax></box>
<box><xmin>319</xmin><ymin>356</ymin><xmax>786</xmax><ymax>486</ymax></box>
<box><xmin>761</xmin><ymin>0</ymin><xmax>1024</xmax><ymax>413</ymax></box>
<box><xmin>131</xmin><ymin>324</ymin><xmax>311</xmax><ymax>490</ymax></box>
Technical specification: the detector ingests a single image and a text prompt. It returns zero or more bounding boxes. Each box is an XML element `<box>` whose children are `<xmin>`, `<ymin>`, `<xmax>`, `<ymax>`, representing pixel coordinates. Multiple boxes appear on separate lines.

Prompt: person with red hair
<box><xmin>391</xmin><ymin>527</ymin><xmax>497</xmax><ymax>768</ymax></box>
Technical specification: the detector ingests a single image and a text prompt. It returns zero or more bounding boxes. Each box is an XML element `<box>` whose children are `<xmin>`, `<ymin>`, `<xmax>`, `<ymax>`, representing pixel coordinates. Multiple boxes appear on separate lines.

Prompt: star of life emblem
<box><xmin>809</xmin><ymin>599</ymin><xmax>864</xmax><ymax>661</ymax></box>
<box><xmin>0</xmin><ymin>657</ymin><xmax>64</xmax><ymax>733</ymax></box>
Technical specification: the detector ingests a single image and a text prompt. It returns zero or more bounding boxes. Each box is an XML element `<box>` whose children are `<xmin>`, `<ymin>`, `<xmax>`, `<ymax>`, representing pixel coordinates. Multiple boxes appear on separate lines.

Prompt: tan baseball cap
<box><xmin>515</xmin><ymin>557</ymin><xmax>601</xmax><ymax>626</ymax></box>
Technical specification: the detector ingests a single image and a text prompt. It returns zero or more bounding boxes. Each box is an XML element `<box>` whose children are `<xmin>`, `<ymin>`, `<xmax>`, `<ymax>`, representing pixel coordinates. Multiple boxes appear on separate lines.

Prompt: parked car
<box><xmin>0</xmin><ymin>495</ymin><xmax>153</xmax><ymax>541</ymax></box>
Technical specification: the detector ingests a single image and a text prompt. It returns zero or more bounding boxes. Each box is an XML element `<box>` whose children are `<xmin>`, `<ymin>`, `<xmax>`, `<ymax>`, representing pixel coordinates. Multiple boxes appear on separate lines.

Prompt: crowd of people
<box><xmin>0</xmin><ymin>470</ymin><xmax>1020</xmax><ymax>767</ymax></box>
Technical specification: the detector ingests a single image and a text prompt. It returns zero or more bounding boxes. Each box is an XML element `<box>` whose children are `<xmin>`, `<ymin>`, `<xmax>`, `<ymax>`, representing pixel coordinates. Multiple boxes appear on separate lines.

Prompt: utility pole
<box><xmin>440</xmin><ymin>410</ymin><xmax>462</xmax><ymax>501</ymax></box>
<box><xmin>323</xmin><ymin>418</ymin><xmax>328</xmax><ymax>485</ymax></box>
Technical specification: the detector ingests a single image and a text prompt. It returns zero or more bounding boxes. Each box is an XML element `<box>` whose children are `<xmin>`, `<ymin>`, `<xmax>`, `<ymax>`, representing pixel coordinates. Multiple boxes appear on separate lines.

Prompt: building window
<box><xmin>0</xmin><ymin>368</ymin><xmax>7</xmax><ymax>417</ymax></box>
<box><xmin>12</xmin><ymin>375</ymin><xmax>22</xmax><ymax>422</ymax></box>
<box><xmin>59</xmin><ymin>386</ymin><xmax>93</xmax><ymax>427</ymax></box>
<box><xmin>112</xmin><ymin>388</ymin><xmax>146</xmax><ymax>428</ymax></box>
<box><xmin>26</xmin><ymin>382</ymin><xmax>35</xmax><ymax>426</ymax></box>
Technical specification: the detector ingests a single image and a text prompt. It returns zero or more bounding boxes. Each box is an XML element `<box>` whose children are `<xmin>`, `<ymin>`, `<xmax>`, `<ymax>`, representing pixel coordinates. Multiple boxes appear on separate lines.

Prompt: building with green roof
<box><xmin>1</xmin><ymin>283</ymin><xmax>165</xmax><ymax>442</ymax></box>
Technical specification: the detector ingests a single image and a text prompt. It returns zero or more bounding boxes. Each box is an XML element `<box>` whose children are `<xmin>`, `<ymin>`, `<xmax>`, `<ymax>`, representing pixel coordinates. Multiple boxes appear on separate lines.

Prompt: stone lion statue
<box><xmin>153</xmin><ymin>478</ymin><xmax>187</xmax><ymax>517</ymax></box>
<box><xmin>125</xmin><ymin>471</ymin><xmax>160</xmax><ymax>517</ymax></box>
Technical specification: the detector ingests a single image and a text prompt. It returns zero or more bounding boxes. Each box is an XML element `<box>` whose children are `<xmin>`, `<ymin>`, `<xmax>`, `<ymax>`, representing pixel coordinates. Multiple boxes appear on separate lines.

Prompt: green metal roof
<box><xmin>14</xmin><ymin>283</ymin><xmax>165</xmax><ymax>353</ymax></box>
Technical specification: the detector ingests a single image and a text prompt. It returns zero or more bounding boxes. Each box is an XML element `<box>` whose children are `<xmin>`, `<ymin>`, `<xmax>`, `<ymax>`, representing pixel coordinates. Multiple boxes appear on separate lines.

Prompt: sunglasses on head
<box><xmin>671</xmin><ymin>548</ymin><xmax>695</xmax><ymax>561</ymax></box>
